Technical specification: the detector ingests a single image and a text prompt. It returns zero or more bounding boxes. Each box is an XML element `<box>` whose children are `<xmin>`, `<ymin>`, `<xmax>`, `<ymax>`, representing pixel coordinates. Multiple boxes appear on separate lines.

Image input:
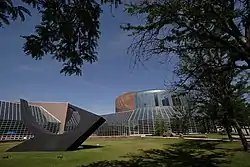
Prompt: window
<box><xmin>162</xmin><ymin>98</ymin><xmax>169</xmax><ymax>106</ymax></box>
<box><xmin>154</xmin><ymin>94</ymin><xmax>159</xmax><ymax>106</ymax></box>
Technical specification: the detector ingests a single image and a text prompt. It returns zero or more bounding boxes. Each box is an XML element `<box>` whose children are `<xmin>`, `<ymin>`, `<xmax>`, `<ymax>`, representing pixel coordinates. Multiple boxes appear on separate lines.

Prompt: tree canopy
<box><xmin>121</xmin><ymin>0</ymin><xmax>250</xmax><ymax>151</ymax></box>
<box><xmin>179</xmin><ymin>49</ymin><xmax>250</xmax><ymax>150</ymax></box>
<box><xmin>0</xmin><ymin>0</ymin><xmax>121</xmax><ymax>75</ymax></box>
<box><xmin>122</xmin><ymin>0</ymin><xmax>250</xmax><ymax>71</ymax></box>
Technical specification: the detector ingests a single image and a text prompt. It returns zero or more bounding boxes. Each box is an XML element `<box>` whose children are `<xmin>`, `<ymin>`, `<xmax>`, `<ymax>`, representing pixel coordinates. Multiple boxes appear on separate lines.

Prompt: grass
<box><xmin>175</xmin><ymin>133</ymin><xmax>230</xmax><ymax>139</ymax></box>
<box><xmin>207</xmin><ymin>133</ymin><xmax>229</xmax><ymax>139</ymax></box>
<box><xmin>174</xmin><ymin>133</ymin><xmax>228</xmax><ymax>139</ymax></box>
<box><xmin>0</xmin><ymin>137</ymin><xmax>249</xmax><ymax>167</ymax></box>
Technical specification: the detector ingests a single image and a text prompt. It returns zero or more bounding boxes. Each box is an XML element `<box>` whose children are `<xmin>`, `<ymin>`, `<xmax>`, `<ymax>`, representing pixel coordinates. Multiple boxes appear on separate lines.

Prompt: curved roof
<box><xmin>116</xmin><ymin>89</ymin><xmax>168</xmax><ymax>98</ymax></box>
<box><xmin>102</xmin><ymin>106</ymin><xmax>181</xmax><ymax>126</ymax></box>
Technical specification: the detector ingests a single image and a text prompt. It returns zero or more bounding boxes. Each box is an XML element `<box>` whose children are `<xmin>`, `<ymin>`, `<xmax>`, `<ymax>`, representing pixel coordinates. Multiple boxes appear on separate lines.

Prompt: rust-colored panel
<box><xmin>115</xmin><ymin>92</ymin><xmax>136</xmax><ymax>113</ymax></box>
<box><xmin>29</xmin><ymin>102</ymin><xmax>68</xmax><ymax>134</ymax></box>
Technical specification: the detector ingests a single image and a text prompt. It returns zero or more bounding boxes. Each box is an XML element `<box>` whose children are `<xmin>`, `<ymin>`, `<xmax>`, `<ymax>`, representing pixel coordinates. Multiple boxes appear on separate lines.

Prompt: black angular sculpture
<box><xmin>7</xmin><ymin>99</ymin><xmax>105</xmax><ymax>152</ymax></box>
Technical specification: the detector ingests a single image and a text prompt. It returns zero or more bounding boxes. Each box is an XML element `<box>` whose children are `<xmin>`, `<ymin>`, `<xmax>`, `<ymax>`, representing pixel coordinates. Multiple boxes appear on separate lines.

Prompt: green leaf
<box><xmin>18</xmin><ymin>6</ymin><xmax>31</xmax><ymax>16</ymax></box>
<box><xmin>0</xmin><ymin>14</ymin><xmax>10</xmax><ymax>26</ymax></box>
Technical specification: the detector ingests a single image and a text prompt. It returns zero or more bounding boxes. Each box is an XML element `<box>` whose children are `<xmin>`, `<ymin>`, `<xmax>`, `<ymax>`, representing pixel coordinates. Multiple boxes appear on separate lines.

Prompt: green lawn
<box><xmin>207</xmin><ymin>133</ymin><xmax>229</xmax><ymax>139</ymax></box>
<box><xmin>0</xmin><ymin>137</ymin><xmax>249</xmax><ymax>167</ymax></box>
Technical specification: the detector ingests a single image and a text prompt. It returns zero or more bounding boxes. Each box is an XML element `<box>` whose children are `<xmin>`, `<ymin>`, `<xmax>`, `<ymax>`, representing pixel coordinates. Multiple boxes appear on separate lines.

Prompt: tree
<box><xmin>176</xmin><ymin>47</ymin><xmax>250</xmax><ymax>150</ymax></box>
<box><xmin>171</xmin><ymin>105</ymin><xmax>192</xmax><ymax>134</ymax></box>
<box><xmin>122</xmin><ymin>0</ymin><xmax>250</xmax><ymax>72</ymax></box>
<box><xmin>188</xmin><ymin>86</ymin><xmax>234</xmax><ymax>140</ymax></box>
<box><xmin>121</xmin><ymin>0</ymin><xmax>250</xmax><ymax>151</ymax></box>
<box><xmin>0</xmin><ymin>0</ymin><xmax>121</xmax><ymax>75</ymax></box>
<box><xmin>154</xmin><ymin>116</ymin><xmax>166</xmax><ymax>136</ymax></box>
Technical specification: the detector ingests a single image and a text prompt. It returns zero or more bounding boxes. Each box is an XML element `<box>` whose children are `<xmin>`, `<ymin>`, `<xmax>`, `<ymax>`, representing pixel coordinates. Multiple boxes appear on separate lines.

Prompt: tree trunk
<box><xmin>232</xmin><ymin>119</ymin><xmax>250</xmax><ymax>151</ymax></box>
<box><xmin>212</xmin><ymin>120</ymin><xmax>217</xmax><ymax>132</ymax></box>
<box><xmin>223</xmin><ymin>118</ymin><xmax>233</xmax><ymax>141</ymax></box>
<box><xmin>225</xmin><ymin>125</ymin><xmax>233</xmax><ymax>141</ymax></box>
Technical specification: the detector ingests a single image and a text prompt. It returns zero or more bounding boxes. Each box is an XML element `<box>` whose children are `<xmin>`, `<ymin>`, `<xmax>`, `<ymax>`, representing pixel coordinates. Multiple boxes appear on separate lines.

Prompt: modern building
<box><xmin>0</xmin><ymin>101</ymin><xmax>82</xmax><ymax>141</ymax></box>
<box><xmin>94</xmin><ymin>89</ymin><xmax>215</xmax><ymax>136</ymax></box>
<box><xmin>0</xmin><ymin>89</ymin><xmax>215</xmax><ymax>141</ymax></box>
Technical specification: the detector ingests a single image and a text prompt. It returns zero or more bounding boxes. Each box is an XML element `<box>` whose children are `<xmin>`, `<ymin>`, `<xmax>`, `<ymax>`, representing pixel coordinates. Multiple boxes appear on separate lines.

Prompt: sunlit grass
<box><xmin>0</xmin><ymin>137</ymin><xmax>249</xmax><ymax>167</ymax></box>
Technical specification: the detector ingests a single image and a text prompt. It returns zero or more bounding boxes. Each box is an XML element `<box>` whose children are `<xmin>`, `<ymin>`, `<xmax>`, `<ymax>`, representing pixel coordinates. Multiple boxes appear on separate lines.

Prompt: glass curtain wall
<box><xmin>94</xmin><ymin>106</ymin><xmax>205</xmax><ymax>136</ymax></box>
<box><xmin>0</xmin><ymin>101</ymin><xmax>61</xmax><ymax>141</ymax></box>
<box><xmin>95</xmin><ymin>111</ymin><xmax>132</xmax><ymax>136</ymax></box>
<box><xmin>93</xmin><ymin>90</ymin><xmax>217</xmax><ymax>136</ymax></box>
<box><xmin>64</xmin><ymin>106</ymin><xmax>81</xmax><ymax>132</ymax></box>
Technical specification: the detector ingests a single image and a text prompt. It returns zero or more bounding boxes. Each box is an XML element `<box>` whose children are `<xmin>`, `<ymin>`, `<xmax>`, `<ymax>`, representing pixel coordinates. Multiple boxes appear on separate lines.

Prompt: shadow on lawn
<box><xmin>79</xmin><ymin>140</ymin><xmax>233</xmax><ymax>167</ymax></box>
<box><xmin>73</xmin><ymin>145</ymin><xmax>104</xmax><ymax>151</ymax></box>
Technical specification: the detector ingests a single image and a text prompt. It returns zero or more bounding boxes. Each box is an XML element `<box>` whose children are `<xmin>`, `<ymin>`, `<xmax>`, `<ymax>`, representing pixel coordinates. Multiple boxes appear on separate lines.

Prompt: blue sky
<box><xmin>0</xmin><ymin>4</ymin><xmax>177</xmax><ymax>115</ymax></box>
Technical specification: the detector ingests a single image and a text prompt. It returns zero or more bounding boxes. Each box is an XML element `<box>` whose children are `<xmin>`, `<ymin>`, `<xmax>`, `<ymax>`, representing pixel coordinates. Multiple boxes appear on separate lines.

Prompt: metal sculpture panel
<box><xmin>7</xmin><ymin>99</ymin><xmax>105</xmax><ymax>152</ymax></box>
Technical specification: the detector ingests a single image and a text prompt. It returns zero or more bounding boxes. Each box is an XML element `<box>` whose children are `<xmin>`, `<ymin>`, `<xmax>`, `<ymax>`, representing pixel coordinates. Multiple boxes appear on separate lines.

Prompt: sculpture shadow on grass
<box><xmin>73</xmin><ymin>145</ymin><xmax>104</xmax><ymax>151</ymax></box>
<box><xmin>79</xmin><ymin>140</ymin><xmax>233</xmax><ymax>167</ymax></box>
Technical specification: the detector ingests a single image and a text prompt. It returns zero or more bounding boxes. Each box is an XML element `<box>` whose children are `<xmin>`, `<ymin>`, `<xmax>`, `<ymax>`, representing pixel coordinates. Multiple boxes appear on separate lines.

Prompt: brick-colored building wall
<box><xmin>115</xmin><ymin>92</ymin><xmax>136</xmax><ymax>113</ymax></box>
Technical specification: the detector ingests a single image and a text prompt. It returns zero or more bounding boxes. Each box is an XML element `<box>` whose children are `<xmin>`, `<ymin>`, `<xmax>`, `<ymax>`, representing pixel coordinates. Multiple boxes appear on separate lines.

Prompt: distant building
<box><xmin>0</xmin><ymin>89</ymin><xmax>216</xmax><ymax>141</ymax></box>
<box><xmin>94</xmin><ymin>89</ymin><xmax>215</xmax><ymax>136</ymax></box>
<box><xmin>0</xmin><ymin>101</ymin><xmax>82</xmax><ymax>141</ymax></box>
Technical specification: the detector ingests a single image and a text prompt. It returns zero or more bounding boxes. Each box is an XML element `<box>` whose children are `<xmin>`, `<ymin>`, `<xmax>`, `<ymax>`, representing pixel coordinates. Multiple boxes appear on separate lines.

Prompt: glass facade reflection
<box><xmin>0</xmin><ymin>101</ymin><xmax>61</xmax><ymax>141</ymax></box>
<box><xmin>116</xmin><ymin>89</ymin><xmax>186</xmax><ymax>113</ymax></box>
<box><xmin>94</xmin><ymin>106</ymin><xmax>208</xmax><ymax>136</ymax></box>
<box><xmin>94</xmin><ymin>89</ymin><xmax>216</xmax><ymax>136</ymax></box>
<box><xmin>64</xmin><ymin>106</ymin><xmax>81</xmax><ymax>132</ymax></box>
<box><xmin>135</xmin><ymin>90</ymin><xmax>172</xmax><ymax>108</ymax></box>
